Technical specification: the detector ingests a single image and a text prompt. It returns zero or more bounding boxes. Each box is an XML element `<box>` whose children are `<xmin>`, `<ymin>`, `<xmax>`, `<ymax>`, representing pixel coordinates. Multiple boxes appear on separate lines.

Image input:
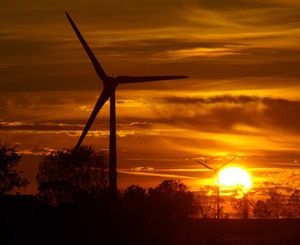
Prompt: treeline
<box><xmin>252</xmin><ymin>189</ymin><xmax>300</xmax><ymax>219</ymax></box>
<box><xmin>196</xmin><ymin>187</ymin><xmax>300</xmax><ymax>219</ymax></box>
<box><xmin>1</xmin><ymin>144</ymin><xmax>300</xmax><ymax>220</ymax></box>
<box><xmin>1</xmin><ymin>145</ymin><xmax>198</xmax><ymax>220</ymax></box>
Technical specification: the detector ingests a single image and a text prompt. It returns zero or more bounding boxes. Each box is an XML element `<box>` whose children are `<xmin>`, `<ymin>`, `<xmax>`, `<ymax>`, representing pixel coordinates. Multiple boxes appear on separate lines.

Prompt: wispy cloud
<box><xmin>1</xmin><ymin>0</ymin><xmax>300</xmax><ymax>92</ymax></box>
<box><xmin>119</xmin><ymin>169</ymin><xmax>198</xmax><ymax>180</ymax></box>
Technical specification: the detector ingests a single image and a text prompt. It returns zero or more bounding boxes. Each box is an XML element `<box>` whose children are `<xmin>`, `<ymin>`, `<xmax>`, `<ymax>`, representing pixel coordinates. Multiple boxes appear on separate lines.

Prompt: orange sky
<box><xmin>1</xmin><ymin>0</ymin><xmax>300</xmax><ymax>194</ymax></box>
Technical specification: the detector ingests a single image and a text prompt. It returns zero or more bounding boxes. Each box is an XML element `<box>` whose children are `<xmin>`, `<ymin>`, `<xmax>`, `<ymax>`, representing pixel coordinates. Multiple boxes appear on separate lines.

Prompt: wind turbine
<box><xmin>196</xmin><ymin>157</ymin><xmax>235</xmax><ymax>219</ymax></box>
<box><xmin>65</xmin><ymin>12</ymin><xmax>188</xmax><ymax>198</ymax></box>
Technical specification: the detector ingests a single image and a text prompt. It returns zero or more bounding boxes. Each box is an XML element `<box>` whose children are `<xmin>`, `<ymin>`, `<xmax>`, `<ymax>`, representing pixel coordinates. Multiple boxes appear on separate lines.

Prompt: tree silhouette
<box><xmin>266</xmin><ymin>188</ymin><xmax>284</xmax><ymax>218</ymax></box>
<box><xmin>122</xmin><ymin>185</ymin><xmax>148</xmax><ymax>218</ymax></box>
<box><xmin>231</xmin><ymin>196</ymin><xmax>248</xmax><ymax>219</ymax></box>
<box><xmin>253</xmin><ymin>200</ymin><xmax>270</xmax><ymax>219</ymax></box>
<box><xmin>287</xmin><ymin>190</ymin><xmax>300</xmax><ymax>217</ymax></box>
<box><xmin>196</xmin><ymin>187</ymin><xmax>217</xmax><ymax>218</ymax></box>
<box><xmin>231</xmin><ymin>190</ymin><xmax>252</xmax><ymax>219</ymax></box>
<box><xmin>0</xmin><ymin>144</ymin><xmax>28</xmax><ymax>194</ymax></box>
<box><xmin>37</xmin><ymin>146</ymin><xmax>108</xmax><ymax>206</ymax></box>
<box><xmin>148</xmin><ymin>179</ymin><xmax>197</xmax><ymax>219</ymax></box>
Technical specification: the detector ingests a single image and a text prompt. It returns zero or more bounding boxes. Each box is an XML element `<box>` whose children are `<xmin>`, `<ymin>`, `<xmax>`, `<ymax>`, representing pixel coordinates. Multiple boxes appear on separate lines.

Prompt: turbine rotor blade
<box><xmin>65</xmin><ymin>12</ymin><xmax>108</xmax><ymax>81</ymax></box>
<box><xmin>217</xmin><ymin>157</ymin><xmax>236</xmax><ymax>171</ymax></box>
<box><xmin>116</xmin><ymin>75</ymin><xmax>188</xmax><ymax>83</ymax></box>
<box><xmin>195</xmin><ymin>159</ymin><xmax>215</xmax><ymax>171</ymax></box>
<box><xmin>74</xmin><ymin>89</ymin><xmax>111</xmax><ymax>151</ymax></box>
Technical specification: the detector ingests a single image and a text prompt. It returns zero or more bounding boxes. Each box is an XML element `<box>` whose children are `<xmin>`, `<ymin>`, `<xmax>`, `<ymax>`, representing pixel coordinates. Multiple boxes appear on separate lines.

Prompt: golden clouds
<box><xmin>1</xmin><ymin>91</ymin><xmax>299</xmax><ymax>165</ymax></box>
<box><xmin>1</xmin><ymin>0</ymin><xmax>300</xmax><ymax>191</ymax></box>
<box><xmin>1</xmin><ymin>0</ymin><xmax>300</xmax><ymax>92</ymax></box>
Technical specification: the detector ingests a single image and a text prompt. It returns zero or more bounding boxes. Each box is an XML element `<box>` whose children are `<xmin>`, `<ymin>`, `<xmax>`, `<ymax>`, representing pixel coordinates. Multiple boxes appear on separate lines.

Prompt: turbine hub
<box><xmin>105</xmin><ymin>76</ymin><xmax>118</xmax><ymax>88</ymax></box>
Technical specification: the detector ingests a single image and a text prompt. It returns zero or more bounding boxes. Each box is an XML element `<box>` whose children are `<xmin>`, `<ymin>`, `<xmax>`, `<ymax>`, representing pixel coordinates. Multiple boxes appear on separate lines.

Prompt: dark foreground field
<box><xmin>2</xmin><ymin>196</ymin><xmax>300</xmax><ymax>245</ymax></box>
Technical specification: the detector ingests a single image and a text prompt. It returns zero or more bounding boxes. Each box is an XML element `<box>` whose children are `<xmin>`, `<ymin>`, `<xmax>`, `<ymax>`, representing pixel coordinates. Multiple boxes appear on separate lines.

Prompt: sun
<box><xmin>217</xmin><ymin>167</ymin><xmax>252</xmax><ymax>192</ymax></box>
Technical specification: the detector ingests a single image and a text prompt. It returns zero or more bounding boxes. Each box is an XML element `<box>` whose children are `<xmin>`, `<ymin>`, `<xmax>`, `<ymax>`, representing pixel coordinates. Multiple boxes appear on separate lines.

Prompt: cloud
<box><xmin>0</xmin><ymin>120</ymin><xmax>83</xmax><ymax>131</ymax></box>
<box><xmin>156</xmin><ymin>95</ymin><xmax>300</xmax><ymax>134</ymax></box>
<box><xmin>17</xmin><ymin>147</ymin><xmax>57</xmax><ymax>156</ymax></box>
<box><xmin>184</xmin><ymin>0</ymin><xmax>300</xmax><ymax>29</ymax></box>
<box><xmin>0</xmin><ymin>0</ymin><xmax>299</xmax><ymax>92</ymax></box>
<box><xmin>130</xmin><ymin>166</ymin><xmax>154</xmax><ymax>172</ymax></box>
<box><xmin>1</xmin><ymin>0</ymin><xmax>300</xmax><ymax>191</ymax></box>
<box><xmin>1</xmin><ymin>92</ymin><xmax>299</xmax><ymax>160</ymax></box>
<box><xmin>119</xmin><ymin>169</ymin><xmax>198</xmax><ymax>180</ymax></box>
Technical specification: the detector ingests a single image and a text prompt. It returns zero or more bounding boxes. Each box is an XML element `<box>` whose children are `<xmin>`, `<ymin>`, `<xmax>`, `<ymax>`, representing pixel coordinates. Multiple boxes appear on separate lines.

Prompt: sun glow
<box><xmin>217</xmin><ymin>167</ymin><xmax>252</xmax><ymax>192</ymax></box>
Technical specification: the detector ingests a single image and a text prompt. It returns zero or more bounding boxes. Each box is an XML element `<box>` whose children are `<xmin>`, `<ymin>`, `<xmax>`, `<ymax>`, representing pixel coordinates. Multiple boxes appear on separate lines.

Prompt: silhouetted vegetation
<box><xmin>36</xmin><ymin>146</ymin><xmax>108</xmax><ymax>206</ymax></box>
<box><xmin>121</xmin><ymin>184</ymin><xmax>148</xmax><ymax>219</ymax></box>
<box><xmin>147</xmin><ymin>179</ymin><xmax>198</xmax><ymax>219</ymax></box>
<box><xmin>119</xmin><ymin>180</ymin><xmax>198</xmax><ymax>220</ymax></box>
<box><xmin>195</xmin><ymin>187</ymin><xmax>217</xmax><ymax>218</ymax></box>
<box><xmin>253</xmin><ymin>200</ymin><xmax>270</xmax><ymax>218</ymax></box>
<box><xmin>3</xmin><ymin>192</ymin><xmax>300</xmax><ymax>245</ymax></box>
<box><xmin>0</xmin><ymin>144</ymin><xmax>28</xmax><ymax>194</ymax></box>
<box><xmin>265</xmin><ymin>188</ymin><xmax>285</xmax><ymax>218</ymax></box>
<box><xmin>287</xmin><ymin>190</ymin><xmax>300</xmax><ymax>217</ymax></box>
<box><xmin>3</xmin><ymin>144</ymin><xmax>300</xmax><ymax>244</ymax></box>
<box><xmin>231</xmin><ymin>193</ymin><xmax>250</xmax><ymax>219</ymax></box>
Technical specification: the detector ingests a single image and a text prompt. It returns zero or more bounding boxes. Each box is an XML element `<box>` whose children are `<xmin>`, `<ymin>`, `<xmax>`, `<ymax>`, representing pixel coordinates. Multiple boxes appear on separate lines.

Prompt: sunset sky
<box><xmin>1</xmin><ymin>0</ymin><xmax>300</xmax><ymax>194</ymax></box>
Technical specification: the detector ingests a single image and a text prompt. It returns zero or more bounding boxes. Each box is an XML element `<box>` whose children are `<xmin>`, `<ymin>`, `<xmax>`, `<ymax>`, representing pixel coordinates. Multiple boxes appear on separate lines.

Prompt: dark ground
<box><xmin>2</xmin><ymin>195</ymin><xmax>300</xmax><ymax>245</ymax></box>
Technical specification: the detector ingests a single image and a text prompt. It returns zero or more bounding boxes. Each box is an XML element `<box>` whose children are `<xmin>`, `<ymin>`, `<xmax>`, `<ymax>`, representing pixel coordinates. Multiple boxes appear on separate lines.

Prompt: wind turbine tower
<box><xmin>66</xmin><ymin>12</ymin><xmax>188</xmax><ymax>198</ymax></box>
<box><xmin>196</xmin><ymin>157</ymin><xmax>235</xmax><ymax>219</ymax></box>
